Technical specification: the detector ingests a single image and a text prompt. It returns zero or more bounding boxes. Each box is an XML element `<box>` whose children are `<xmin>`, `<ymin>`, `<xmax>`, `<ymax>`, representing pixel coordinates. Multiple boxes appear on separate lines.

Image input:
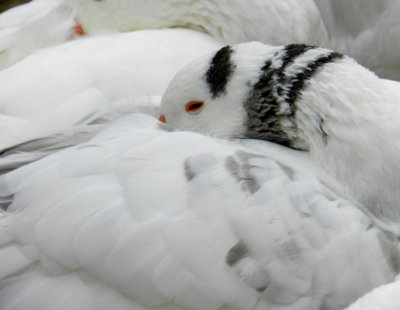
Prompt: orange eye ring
<box><xmin>185</xmin><ymin>100</ymin><xmax>204</xmax><ymax>114</ymax></box>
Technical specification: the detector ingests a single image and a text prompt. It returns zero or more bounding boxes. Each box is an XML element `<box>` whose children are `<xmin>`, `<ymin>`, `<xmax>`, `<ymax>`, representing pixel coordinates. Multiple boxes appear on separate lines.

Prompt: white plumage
<box><xmin>160</xmin><ymin>42</ymin><xmax>400</xmax><ymax>234</ymax></box>
<box><xmin>0</xmin><ymin>0</ymin><xmax>327</xmax><ymax>69</ymax></box>
<box><xmin>0</xmin><ymin>28</ymin><xmax>221</xmax><ymax>150</ymax></box>
<box><xmin>0</xmin><ymin>0</ymin><xmax>330</xmax><ymax>151</ymax></box>
<box><xmin>0</xmin><ymin>114</ymin><xmax>398</xmax><ymax>310</ymax></box>
<box><xmin>0</xmin><ymin>2</ymin><xmax>399</xmax><ymax>310</ymax></box>
<box><xmin>0</xmin><ymin>0</ymin><xmax>76</xmax><ymax>69</ymax></box>
<box><xmin>314</xmin><ymin>0</ymin><xmax>400</xmax><ymax>80</ymax></box>
<box><xmin>344</xmin><ymin>279</ymin><xmax>400</xmax><ymax>310</ymax></box>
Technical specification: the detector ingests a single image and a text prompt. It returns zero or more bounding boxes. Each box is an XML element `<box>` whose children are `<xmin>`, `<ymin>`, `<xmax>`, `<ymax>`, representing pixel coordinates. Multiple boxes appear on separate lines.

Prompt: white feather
<box><xmin>0</xmin><ymin>0</ymin><xmax>327</xmax><ymax>68</ymax></box>
<box><xmin>160</xmin><ymin>42</ymin><xmax>400</xmax><ymax>235</ymax></box>
<box><xmin>0</xmin><ymin>114</ymin><xmax>398</xmax><ymax>310</ymax></box>
<box><xmin>314</xmin><ymin>0</ymin><xmax>400</xmax><ymax>80</ymax></box>
<box><xmin>0</xmin><ymin>28</ymin><xmax>221</xmax><ymax>150</ymax></box>
<box><xmin>344</xmin><ymin>279</ymin><xmax>400</xmax><ymax>310</ymax></box>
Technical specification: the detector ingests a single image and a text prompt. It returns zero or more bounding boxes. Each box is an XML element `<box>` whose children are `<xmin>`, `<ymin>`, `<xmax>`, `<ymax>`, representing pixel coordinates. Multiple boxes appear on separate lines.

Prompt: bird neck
<box><xmin>296</xmin><ymin>58</ymin><xmax>400</xmax><ymax>232</ymax></box>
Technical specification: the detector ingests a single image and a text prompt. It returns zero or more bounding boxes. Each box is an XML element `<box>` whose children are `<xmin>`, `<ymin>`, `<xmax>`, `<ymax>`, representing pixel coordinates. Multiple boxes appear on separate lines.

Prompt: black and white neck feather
<box><xmin>161</xmin><ymin>42</ymin><xmax>400</xmax><ymax>233</ymax></box>
<box><xmin>242</xmin><ymin>44</ymin><xmax>343</xmax><ymax>149</ymax></box>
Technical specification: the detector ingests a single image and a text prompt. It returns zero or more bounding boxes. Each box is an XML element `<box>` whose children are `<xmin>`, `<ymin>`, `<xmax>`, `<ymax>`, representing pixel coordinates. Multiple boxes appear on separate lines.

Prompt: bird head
<box><xmin>160</xmin><ymin>42</ymin><xmax>343</xmax><ymax>150</ymax></box>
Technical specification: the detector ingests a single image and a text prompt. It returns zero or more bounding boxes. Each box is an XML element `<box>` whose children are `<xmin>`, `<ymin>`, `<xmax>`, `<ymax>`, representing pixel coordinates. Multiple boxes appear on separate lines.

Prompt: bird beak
<box><xmin>159</xmin><ymin>114</ymin><xmax>166</xmax><ymax>123</ymax></box>
<box><xmin>73</xmin><ymin>21</ymin><xmax>86</xmax><ymax>36</ymax></box>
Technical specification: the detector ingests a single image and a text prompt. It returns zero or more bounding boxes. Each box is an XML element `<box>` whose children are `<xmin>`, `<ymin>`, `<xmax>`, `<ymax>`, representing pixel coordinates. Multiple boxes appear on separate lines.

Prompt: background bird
<box><xmin>0</xmin><ymin>0</ymin><xmax>327</xmax><ymax>69</ymax></box>
<box><xmin>160</xmin><ymin>42</ymin><xmax>400</xmax><ymax>234</ymax></box>
<box><xmin>314</xmin><ymin>0</ymin><xmax>400</xmax><ymax>80</ymax></box>
<box><xmin>3</xmin><ymin>0</ymin><xmax>400</xmax><ymax>81</ymax></box>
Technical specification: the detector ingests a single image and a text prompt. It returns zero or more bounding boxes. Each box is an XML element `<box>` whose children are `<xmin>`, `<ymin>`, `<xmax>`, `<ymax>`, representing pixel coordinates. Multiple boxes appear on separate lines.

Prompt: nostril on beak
<box><xmin>159</xmin><ymin>114</ymin><xmax>166</xmax><ymax>123</ymax></box>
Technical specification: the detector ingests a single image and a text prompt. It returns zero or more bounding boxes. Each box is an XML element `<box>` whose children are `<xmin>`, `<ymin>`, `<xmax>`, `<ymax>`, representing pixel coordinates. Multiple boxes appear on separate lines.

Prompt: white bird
<box><xmin>160</xmin><ymin>42</ymin><xmax>400</xmax><ymax>234</ymax></box>
<box><xmin>0</xmin><ymin>0</ymin><xmax>78</xmax><ymax>69</ymax></box>
<box><xmin>314</xmin><ymin>0</ymin><xmax>400</xmax><ymax>80</ymax></box>
<box><xmin>344</xmin><ymin>279</ymin><xmax>400</xmax><ymax>310</ymax></box>
<box><xmin>0</xmin><ymin>28</ymin><xmax>222</xmax><ymax>150</ymax></box>
<box><xmin>0</xmin><ymin>0</ymin><xmax>328</xmax><ymax>69</ymax></box>
<box><xmin>0</xmin><ymin>113</ymin><xmax>399</xmax><ymax>310</ymax></box>
<box><xmin>0</xmin><ymin>0</ymin><xmax>330</xmax><ymax>151</ymax></box>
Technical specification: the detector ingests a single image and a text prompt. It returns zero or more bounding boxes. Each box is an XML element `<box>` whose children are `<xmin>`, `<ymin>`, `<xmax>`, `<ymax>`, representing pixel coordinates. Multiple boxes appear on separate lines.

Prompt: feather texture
<box><xmin>314</xmin><ymin>0</ymin><xmax>400</xmax><ymax>80</ymax></box>
<box><xmin>0</xmin><ymin>28</ymin><xmax>221</xmax><ymax>150</ymax></box>
<box><xmin>344</xmin><ymin>279</ymin><xmax>400</xmax><ymax>310</ymax></box>
<box><xmin>0</xmin><ymin>0</ymin><xmax>327</xmax><ymax>68</ymax></box>
<box><xmin>160</xmin><ymin>42</ymin><xmax>400</xmax><ymax>235</ymax></box>
<box><xmin>0</xmin><ymin>114</ymin><xmax>398</xmax><ymax>310</ymax></box>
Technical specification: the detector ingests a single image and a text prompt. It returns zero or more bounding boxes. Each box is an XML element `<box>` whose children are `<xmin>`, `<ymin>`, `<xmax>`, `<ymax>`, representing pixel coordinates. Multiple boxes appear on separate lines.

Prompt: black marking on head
<box><xmin>226</xmin><ymin>240</ymin><xmax>249</xmax><ymax>266</ymax></box>
<box><xmin>183</xmin><ymin>159</ymin><xmax>195</xmax><ymax>181</ymax></box>
<box><xmin>244</xmin><ymin>45</ymin><xmax>343</xmax><ymax>149</ymax></box>
<box><xmin>205</xmin><ymin>46</ymin><xmax>236</xmax><ymax>98</ymax></box>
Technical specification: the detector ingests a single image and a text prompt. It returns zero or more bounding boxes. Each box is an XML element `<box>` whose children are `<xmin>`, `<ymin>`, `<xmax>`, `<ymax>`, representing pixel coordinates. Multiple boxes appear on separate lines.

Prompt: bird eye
<box><xmin>185</xmin><ymin>101</ymin><xmax>204</xmax><ymax>114</ymax></box>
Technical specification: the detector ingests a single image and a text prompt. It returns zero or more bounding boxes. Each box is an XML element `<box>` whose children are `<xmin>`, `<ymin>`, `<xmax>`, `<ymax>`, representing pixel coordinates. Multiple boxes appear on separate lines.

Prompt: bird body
<box><xmin>0</xmin><ymin>28</ymin><xmax>222</xmax><ymax>150</ymax></box>
<box><xmin>160</xmin><ymin>42</ymin><xmax>400</xmax><ymax>232</ymax></box>
<box><xmin>0</xmin><ymin>114</ymin><xmax>399</xmax><ymax>310</ymax></box>
<box><xmin>344</xmin><ymin>279</ymin><xmax>400</xmax><ymax>310</ymax></box>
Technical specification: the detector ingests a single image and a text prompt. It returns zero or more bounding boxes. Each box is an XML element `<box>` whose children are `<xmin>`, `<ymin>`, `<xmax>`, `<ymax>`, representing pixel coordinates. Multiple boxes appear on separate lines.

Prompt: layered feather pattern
<box><xmin>0</xmin><ymin>114</ymin><xmax>398</xmax><ymax>310</ymax></box>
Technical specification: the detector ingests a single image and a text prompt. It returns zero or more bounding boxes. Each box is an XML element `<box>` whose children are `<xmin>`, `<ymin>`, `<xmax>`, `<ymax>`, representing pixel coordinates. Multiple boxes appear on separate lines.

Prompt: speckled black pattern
<box><xmin>244</xmin><ymin>44</ymin><xmax>343</xmax><ymax>149</ymax></box>
<box><xmin>205</xmin><ymin>46</ymin><xmax>236</xmax><ymax>98</ymax></box>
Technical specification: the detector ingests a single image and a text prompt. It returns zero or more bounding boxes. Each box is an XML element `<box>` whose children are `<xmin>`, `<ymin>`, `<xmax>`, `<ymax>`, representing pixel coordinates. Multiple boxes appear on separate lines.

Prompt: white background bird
<box><xmin>0</xmin><ymin>0</ymin><xmax>327</xmax><ymax>69</ymax></box>
<box><xmin>314</xmin><ymin>0</ymin><xmax>400</xmax><ymax>80</ymax></box>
